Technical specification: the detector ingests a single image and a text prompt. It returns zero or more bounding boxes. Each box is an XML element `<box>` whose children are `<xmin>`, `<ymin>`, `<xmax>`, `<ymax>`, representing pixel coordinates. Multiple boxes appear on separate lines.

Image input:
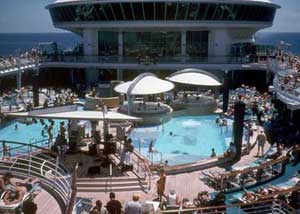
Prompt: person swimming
<box><xmin>14</xmin><ymin>124</ymin><xmax>18</xmax><ymax>130</ymax></box>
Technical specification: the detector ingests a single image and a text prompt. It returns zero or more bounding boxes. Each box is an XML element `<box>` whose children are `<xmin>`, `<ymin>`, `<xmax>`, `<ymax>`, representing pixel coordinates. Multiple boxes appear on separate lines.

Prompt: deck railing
<box><xmin>0</xmin><ymin>140</ymin><xmax>73</xmax><ymax>213</ymax></box>
<box><xmin>160</xmin><ymin>199</ymin><xmax>296</xmax><ymax>214</ymax></box>
<box><xmin>40</xmin><ymin>55</ymin><xmax>253</xmax><ymax>65</ymax></box>
<box><xmin>116</xmin><ymin>141</ymin><xmax>152</xmax><ymax>192</ymax></box>
<box><xmin>203</xmin><ymin>155</ymin><xmax>289</xmax><ymax>191</ymax></box>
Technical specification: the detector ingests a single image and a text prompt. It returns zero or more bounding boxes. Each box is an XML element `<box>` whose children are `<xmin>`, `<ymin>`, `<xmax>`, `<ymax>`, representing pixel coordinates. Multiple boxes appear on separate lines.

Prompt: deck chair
<box><xmin>0</xmin><ymin>183</ymin><xmax>41</xmax><ymax>214</ymax></box>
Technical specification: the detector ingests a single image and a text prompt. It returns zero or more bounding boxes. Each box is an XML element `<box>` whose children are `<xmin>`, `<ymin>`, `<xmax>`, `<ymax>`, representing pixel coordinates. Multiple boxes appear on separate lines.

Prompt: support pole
<box><xmin>223</xmin><ymin>72</ymin><xmax>230</xmax><ymax>113</ymax></box>
<box><xmin>16</xmin><ymin>71</ymin><xmax>22</xmax><ymax>90</ymax></box>
<box><xmin>32</xmin><ymin>70</ymin><xmax>39</xmax><ymax>107</ymax></box>
<box><xmin>233</xmin><ymin>100</ymin><xmax>246</xmax><ymax>161</ymax></box>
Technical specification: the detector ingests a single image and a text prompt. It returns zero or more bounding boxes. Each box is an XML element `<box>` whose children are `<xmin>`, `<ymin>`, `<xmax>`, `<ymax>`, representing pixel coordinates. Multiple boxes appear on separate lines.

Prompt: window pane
<box><xmin>187</xmin><ymin>31</ymin><xmax>209</xmax><ymax>57</ymax></box>
<box><xmin>124</xmin><ymin>32</ymin><xmax>180</xmax><ymax>57</ymax></box>
<box><xmin>187</xmin><ymin>3</ymin><xmax>198</xmax><ymax>20</ymax></box>
<box><xmin>98</xmin><ymin>31</ymin><xmax>118</xmax><ymax>56</ymax></box>
<box><xmin>155</xmin><ymin>3</ymin><xmax>165</xmax><ymax>20</ymax></box>
<box><xmin>144</xmin><ymin>2</ymin><xmax>154</xmax><ymax>20</ymax></box>
<box><xmin>132</xmin><ymin>3</ymin><xmax>143</xmax><ymax>20</ymax></box>
<box><xmin>122</xmin><ymin>3</ymin><xmax>133</xmax><ymax>20</ymax></box>
<box><xmin>177</xmin><ymin>3</ymin><xmax>189</xmax><ymax>20</ymax></box>
<box><xmin>111</xmin><ymin>3</ymin><xmax>124</xmax><ymax>20</ymax></box>
<box><xmin>166</xmin><ymin>2</ymin><xmax>177</xmax><ymax>20</ymax></box>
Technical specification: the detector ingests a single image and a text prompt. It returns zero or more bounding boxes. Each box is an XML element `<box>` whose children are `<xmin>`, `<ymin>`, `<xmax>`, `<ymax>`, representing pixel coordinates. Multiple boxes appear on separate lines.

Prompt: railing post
<box><xmin>55</xmin><ymin>156</ymin><xmax>59</xmax><ymax>176</ymax></box>
<box><xmin>29</xmin><ymin>155</ymin><xmax>32</xmax><ymax>176</ymax></box>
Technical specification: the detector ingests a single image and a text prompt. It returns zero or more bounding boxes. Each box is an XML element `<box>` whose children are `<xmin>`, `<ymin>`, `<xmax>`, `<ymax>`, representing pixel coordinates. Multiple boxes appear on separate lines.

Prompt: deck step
<box><xmin>77</xmin><ymin>186</ymin><xmax>144</xmax><ymax>192</ymax></box>
<box><xmin>77</xmin><ymin>177</ymin><xmax>145</xmax><ymax>182</ymax></box>
<box><xmin>76</xmin><ymin>176</ymin><xmax>148</xmax><ymax>193</ymax></box>
<box><xmin>77</xmin><ymin>181</ymin><xmax>148</xmax><ymax>188</ymax></box>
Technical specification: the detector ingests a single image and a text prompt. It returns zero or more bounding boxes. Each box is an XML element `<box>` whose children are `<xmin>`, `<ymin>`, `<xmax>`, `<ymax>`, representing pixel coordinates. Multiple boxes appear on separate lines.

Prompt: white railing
<box><xmin>116</xmin><ymin>141</ymin><xmax>152</xmax><ymax>192</ymax></box>
<box><xmin>0</xmin><ymin>140</ymin><xmax>73</xmax><ymax>212</ymax></box>
<box><xmin>160</xmin><ymin>199</ymin><xmax>296</xmax><ymax>214</ymax></box>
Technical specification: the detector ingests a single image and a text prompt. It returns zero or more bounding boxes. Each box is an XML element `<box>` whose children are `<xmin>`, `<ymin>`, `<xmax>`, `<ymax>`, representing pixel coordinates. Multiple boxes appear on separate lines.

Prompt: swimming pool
<box><xmin>130</xmin><ymin>115</ymin><xmax>235</xmax><ymax>166</ymax></box>
<box><xmin>0</xmin><ymin>119</ymin><xmax>66</xmax><ymax>153</ymax></box>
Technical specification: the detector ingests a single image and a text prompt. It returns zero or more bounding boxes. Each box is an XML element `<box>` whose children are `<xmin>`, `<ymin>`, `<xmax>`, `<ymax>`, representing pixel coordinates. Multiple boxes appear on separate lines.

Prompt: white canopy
<box><xmin>114</xmin><ymin>74</ymin><xmax>174</xmax><ymax>95</ymax></box>
<box><xmin>7</xmin><ymin>109</ymin><xmax>141</xmax><ymax>122</ymax></box>
<box><xmin>167</xmin><ymin>69</ymin><xmax>222</xmax><ymax>87</ymax></box>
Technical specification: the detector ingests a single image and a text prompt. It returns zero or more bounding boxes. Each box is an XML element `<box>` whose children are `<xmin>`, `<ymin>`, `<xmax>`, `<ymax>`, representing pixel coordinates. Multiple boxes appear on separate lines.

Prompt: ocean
<box><xmin>0</xmin><ymin>32</ymin><xmax>299</xmax><ymax>57</ymax></box>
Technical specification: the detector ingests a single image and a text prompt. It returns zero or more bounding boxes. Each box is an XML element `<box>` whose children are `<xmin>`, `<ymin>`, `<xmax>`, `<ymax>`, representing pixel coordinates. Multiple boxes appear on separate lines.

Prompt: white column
<box><xmin>118</xmin><ymin>31</ymin><xmax>123</xmax><ymax>57</ymax></box>
<box><xmin>208</xmin><ymin>29</ymin><xmax>231</xmax><ymax>57</ymax></box>
<box><xmin>117</xmin><ymin>69</ymin><xmax>123</xmax><ymax>81</ymax></box>
<box><xmin>83</xmin><ymin>29</ymin><xmax>99</xmax><ymax>56</ymax></box>
<box><xmin>16</xmin><ymin>71</ymin><xmax>22</xmax><ymax>90</ymax></box>
<box><xmin>83</xmin><ymin>29</ymin><xmax>99</xmax><ymax>84</ymax></box>
<box><xmin>181</xmin><ymin>31</ymin><xmax>186</xmax><ymax>57</ymax></box>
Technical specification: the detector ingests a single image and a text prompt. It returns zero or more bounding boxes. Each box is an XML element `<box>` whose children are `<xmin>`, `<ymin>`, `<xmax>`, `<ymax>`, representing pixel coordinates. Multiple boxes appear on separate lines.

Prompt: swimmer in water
<box><xmin>14</xmin><ymin>124</ymin><xmax>18</xmax><ymax>130</ymax></box>
<box><xmin>41</xmin><ymin>130</ymin><xmax>45</xmax><ymax>137</ymax></box>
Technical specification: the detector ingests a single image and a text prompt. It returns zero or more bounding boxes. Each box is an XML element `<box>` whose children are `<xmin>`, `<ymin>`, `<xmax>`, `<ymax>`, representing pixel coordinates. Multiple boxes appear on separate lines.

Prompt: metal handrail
<box><xmin>117</xmin><ymin>141</ymin><xmax>152</xmax><ymax>191</ymax></box>
<box><xmin>131</xmin><ymin>149</ymin><xmax>152</xmax><ymax>191</ymax></box>
<box><xmin>160</xmin><ymin>199</ymin><xmax>296</xmax><ymax>214</ymax></box>
<box><xmin>67</xmin><ymin>163</ymin><xmax>79</xmax><ymax>214</ymax></box>
<box><xmin>0</xmin><ymin>140</ymin><xmax>73</xmax><ymax>212</ymax></box>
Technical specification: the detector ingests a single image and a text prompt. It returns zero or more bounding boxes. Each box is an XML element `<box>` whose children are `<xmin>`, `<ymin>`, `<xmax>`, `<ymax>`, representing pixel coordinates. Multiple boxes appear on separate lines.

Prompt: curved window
<box><xmin>50</xmin><ymin>3</ymin><xmax>276</xmax><ymax>23</ymax></box>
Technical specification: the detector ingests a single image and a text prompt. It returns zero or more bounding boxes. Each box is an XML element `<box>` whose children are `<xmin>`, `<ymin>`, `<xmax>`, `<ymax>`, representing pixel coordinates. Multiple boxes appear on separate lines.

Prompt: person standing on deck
<box><xmin>256</xmin><ymin>131</ymin><xmax>266</xmax><ymax>157</ymax></box>
<box><xmin>156</xmin><ymin>168</ymin><xmax>167</xmax><ymax>202</ymax></box>
<box><xmin>47</xmin><ymin>121</ymin><xmax>54</xmax><ymax>145</ymax></box>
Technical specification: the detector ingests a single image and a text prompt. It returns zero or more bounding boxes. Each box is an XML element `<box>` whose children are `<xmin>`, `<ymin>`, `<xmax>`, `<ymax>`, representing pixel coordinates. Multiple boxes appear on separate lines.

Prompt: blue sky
<box><xmin>0</xmin><ymin>0</ymin><xmax>299</xmax><ymax>33</ymax></box>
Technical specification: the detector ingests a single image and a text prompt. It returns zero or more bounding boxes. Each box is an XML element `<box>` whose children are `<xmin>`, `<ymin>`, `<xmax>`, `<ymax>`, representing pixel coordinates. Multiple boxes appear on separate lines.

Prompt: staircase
<box><xmin>76</xmin><ymin>176</ymin><xmax>148</xmax><ymax>192</ymax></box>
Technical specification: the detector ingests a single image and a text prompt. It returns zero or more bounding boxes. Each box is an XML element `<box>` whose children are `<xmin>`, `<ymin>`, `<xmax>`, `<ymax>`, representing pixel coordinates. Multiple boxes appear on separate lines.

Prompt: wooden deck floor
<box><xmin>34</xmin><ymin>189</ymin><xmax>61</xmax><ymax>214</ymax></box>
<box><xmin>77</xmin><ymin>126</ymin><xmax>271</xmax><ymax>207</ymax></box>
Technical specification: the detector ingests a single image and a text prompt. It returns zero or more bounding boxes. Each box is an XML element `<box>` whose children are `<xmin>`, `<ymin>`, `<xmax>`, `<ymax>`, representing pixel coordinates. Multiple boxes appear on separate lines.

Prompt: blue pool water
<box><xmin>0</xmin><ymin>119</ymin><xmax>65</xmax><ymax>148</ymax></box>
<box><xmin>130</xmin><ymin>115</ymin><xmax>234</xmax><ymax>166</ymax></box>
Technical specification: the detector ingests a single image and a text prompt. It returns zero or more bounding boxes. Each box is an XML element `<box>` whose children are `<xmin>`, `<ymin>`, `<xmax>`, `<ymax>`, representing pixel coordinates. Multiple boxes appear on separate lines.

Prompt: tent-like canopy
<box><xmin>7</xmin><ymin>107</ymin><xmax>141</xmax><ymax>122</ymax></box>
<box><xmin>114</xmin><ymin>73</ymin><xmax>174</xmax><ymax>95</ymax></box>
<box><xmin>167</xmin><ymin>68</ymin><xmax>222</xmax><ymax>87</ymax></box>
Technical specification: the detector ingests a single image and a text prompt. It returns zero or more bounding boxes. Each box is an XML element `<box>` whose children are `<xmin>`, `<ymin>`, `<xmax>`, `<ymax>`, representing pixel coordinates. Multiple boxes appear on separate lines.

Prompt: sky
<box><xmin>0</xmin><ymin>0</ymin><xmax>299</xmax><ymax>33</ymax></box>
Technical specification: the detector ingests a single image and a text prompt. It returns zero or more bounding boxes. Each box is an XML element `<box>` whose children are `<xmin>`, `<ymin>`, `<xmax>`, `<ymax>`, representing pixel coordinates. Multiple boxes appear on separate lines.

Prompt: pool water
<box><xmin>0</xmin><ymin>119</ymin><xmax>65</xmax><ymax>149</ymax></box>
<box><xmin>130</xmin><ymin>115</ymin><xmax>234</xmax><ymax>166</ymax></box>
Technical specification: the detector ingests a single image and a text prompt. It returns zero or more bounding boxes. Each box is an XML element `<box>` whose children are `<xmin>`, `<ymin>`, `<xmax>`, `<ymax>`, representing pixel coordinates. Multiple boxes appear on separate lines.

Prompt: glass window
<box><xmin>186</xmin><ymin>31</ymin><xmax>209</xmax><ymax>57</ymax></box>
<box><xmin>166</xmin><ymin>2</ymin><xmax>177</xmax><ymax>20</ymax></box>
<box><xmin>187</xmin><ymin>3</ymin><xmax>199</xmax><ymax>20</ymax></box>
<box><xmin>155</xmin><ymin>2</ymin><xmax>165</xmax><ymax>20</ymax></box>
<box><xmin>121</xmin><ymin>3</ymin><xmax>133</xmax><ymax>20</ymax></box>
<box><xmin>132</xmin><ymin>3</ymin><xmax>144</xmax><ymax>20</ymax></box>
<box><xmin>98</xmin><ymin>32</ymin><xmax>118</xmax><ymax>56</ymax></box>
<box><xmin>123</xmin><ymin>32</ymin><xmax>181</xmax><ymax>57</ymax></box>
<box><xmin>102</xmin><ymin>4</ymin><xmax>115</xmax><ymax>20</ymax></box>
<box><xmin>176</xmin><ymin>3</ymin><xmax>189</xmax><ymax>20</ymax></box>
<box><xmin>144</xmin><ymin>2</ymin><xmax>154</xmax><ymax>20</ymax></box>
<box><xmin>50</xmin><ymin>3</ymin><xmax>277</xmax><ymax>22</ymax></box>
<box><xmin>111</xmin><ymin>3</ymin><xmax>124</xmax><ymax>20</ymax></box>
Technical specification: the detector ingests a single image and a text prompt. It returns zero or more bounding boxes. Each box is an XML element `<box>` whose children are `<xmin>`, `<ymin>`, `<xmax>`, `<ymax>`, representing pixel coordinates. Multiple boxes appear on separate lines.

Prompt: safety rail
<box><xmin>0</xmin><ymin>138</ymin><xmax>56</xmax><ymax>158</ymax></box>
<box><xmin>273</xmin><ymin>77</ymin><xmax>300</xmax><ymax>104</ymax></box>
<box><xmin>204</xmin><ymin>155</ymin><xmax>289</xmax><ymax>191</ymax></box>
<box><xmin>160</xmin><ymin>199</ymin><xmax>296</xmax><ymax>214</ymax></box>
<box><xmin>116</xmin><ymin>141</ymin><xmax>152</xmax><ymax>192</ymax></box>
<box><xmin>0</xmin><ymin>140</ymin><xmax>73</xmax><ymax>213</ymax></box>
<box><xmin>40</xmin><ymin>55</ymin><xmax>254</xmax><ymax>65</ymax></box>
<box><xmin>68</xmin><ymin>163</ymin><xmax>79</xmax><ymax>214</ymax></box>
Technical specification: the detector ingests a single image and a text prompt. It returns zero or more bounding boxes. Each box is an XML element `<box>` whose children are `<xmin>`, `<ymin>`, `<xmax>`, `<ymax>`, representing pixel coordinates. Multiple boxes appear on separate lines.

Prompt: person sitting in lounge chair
<box><xmin>224</xmin><ymin>142</ymin><xmax>236</xmax><ymax>159</ymax></box>
<box><xmin>2</xmin><ymin>177</ymin><xmax>40</xmax><ymax>205</ymax></box>
<box><xmin>242</xmin><ymin>190</ymin><xmax>256</xmax><ymax>202</ymax></box>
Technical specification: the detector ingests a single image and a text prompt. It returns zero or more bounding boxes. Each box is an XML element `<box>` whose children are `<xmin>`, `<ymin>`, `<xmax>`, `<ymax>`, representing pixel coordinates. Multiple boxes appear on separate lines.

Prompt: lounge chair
<box><xmin>0</xmin><ymin>183</ymin><xmax>41</xmax><ymax>214</ymax></box>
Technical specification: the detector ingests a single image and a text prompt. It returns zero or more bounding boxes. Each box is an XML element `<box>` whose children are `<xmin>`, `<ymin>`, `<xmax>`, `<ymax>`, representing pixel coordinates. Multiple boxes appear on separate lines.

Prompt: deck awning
<box><xmin>114</xmin><ymin>73</ymin><xmax>174</xmax><ymax>95</ymax></box>
<box><xmin>7</xmin><ymin>106</ymin><xmax>141</xmax><ymax>122</ymax></box>
<box><xmin>167</xmin><ymin>68</ymin><xmax>222</xmax><ymax>87</ymax></box>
